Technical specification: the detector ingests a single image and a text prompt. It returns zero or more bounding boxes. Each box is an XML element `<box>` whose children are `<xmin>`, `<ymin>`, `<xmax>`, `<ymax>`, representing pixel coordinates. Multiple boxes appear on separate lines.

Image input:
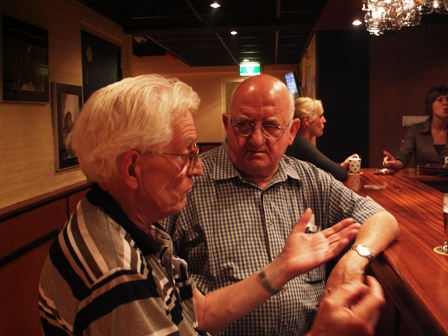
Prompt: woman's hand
<box><xmin>341</xmin><ymin>154</ymin><xmax>360</xmax><ymax>169</ymax></box>
<box><xmin>382</xmin><ymin>150</ymin><xmax>403</xmax><ymax>170</ymax></box>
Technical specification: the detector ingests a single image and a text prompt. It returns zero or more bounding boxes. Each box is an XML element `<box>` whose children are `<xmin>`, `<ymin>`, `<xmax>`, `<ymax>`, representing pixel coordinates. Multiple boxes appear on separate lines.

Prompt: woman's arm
<box><xmin>286</xmin><ymin>135</ymin><xmax>348</xmax><ymax>181</ymax></box>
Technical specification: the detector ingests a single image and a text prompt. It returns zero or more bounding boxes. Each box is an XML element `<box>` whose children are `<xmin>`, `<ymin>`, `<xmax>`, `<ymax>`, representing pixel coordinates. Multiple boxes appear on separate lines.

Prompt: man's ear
<box><xmin>119</xmin><ymin>150</ymin><xmax>140</xmax><ymax>190</ymax></box>
<box><xmin>222</xmin><ymin>113</ymin><xmax>230</xmax><ymax>128</ymax></box>
<box><xmin>287</xmin><ymin>118</ymin><xmax>300</xmax><ymax>145</ymax></box>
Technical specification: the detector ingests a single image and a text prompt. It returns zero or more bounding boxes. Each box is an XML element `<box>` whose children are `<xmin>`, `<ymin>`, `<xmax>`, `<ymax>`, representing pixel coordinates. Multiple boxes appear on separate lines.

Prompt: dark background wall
<box><xmin>313</xmin><ymin>23</ymin><xmax>448</xmax><ymax>168</ymax></box>
<box><xmin>315</xmin><ymin>30</ymin><xmax>370</xmax><ymax>166</ymax></box>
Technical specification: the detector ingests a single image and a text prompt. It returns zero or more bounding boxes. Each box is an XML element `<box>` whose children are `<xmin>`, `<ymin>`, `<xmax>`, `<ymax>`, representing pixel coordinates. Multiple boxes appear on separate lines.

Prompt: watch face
<box><xmin>358</xmin><ymin>246</ymin><xmax>371</xmax><ymax>256</ymax></box>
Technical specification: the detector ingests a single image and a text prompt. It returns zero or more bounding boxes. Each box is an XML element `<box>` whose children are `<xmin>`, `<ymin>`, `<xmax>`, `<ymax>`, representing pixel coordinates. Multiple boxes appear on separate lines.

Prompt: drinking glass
<box><xmin>442</xmin><ymin>194</ymin><xmax>448</xmax><ymax>252</ymax></box>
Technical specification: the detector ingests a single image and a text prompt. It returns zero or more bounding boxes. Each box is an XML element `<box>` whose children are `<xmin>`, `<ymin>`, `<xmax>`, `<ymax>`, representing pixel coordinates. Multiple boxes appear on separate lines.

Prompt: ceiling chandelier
<box><xmin>362</xmin><ymin>0</ymin><xmax>448</xmax><ymax>36</ymax></box>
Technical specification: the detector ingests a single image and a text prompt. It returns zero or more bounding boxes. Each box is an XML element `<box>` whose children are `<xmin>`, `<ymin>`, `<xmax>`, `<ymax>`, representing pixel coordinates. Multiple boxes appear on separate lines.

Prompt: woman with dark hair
<box><xmin>383</xmin><ymin>86</ymin><xmax>448</xmax><ymax>170</ymax></box>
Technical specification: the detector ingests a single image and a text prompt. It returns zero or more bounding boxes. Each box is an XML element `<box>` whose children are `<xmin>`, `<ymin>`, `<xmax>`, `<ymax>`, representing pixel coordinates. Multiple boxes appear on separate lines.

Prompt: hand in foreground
<box><xmin>307</xmin><ymin>276</ymin><xmax>385</xmax><ymax>336</ymax></box>
<box><xmin>278</xmin><ymin>209</ymin><xmax>361</xmax><ymax>278</ymax></box>
<box><xmin>341</xmin><ymin>153</ymin><xmax>360</xmax><ymax>169</ymax></box>
<box><xmin>323</xmin><ymin>245</ymin><xmax>370</xmax><ymax>301</ymax></box>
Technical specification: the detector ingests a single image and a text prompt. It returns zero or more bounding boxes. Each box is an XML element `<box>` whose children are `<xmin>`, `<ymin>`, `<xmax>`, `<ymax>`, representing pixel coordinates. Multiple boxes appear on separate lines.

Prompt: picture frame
<box><xmin>81</xmin><ymin>30</ymin><xmax>122</xmax><ymax>103</ymax></box>
<box><xmin>1</xmin><ymin>15</ymin><xmax>49</xmax><ymax>103</ymax></box>
<box><xmin>52</xmin><ymin>82</ymin><xmax>82</xmax><ymax>171</ymax></box>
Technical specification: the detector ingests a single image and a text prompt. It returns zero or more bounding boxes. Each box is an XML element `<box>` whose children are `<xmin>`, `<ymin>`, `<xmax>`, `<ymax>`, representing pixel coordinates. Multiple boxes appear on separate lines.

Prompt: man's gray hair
<box><xmin>72</xmin><ymin>74</ymin><xmax>200</xmax><ymax>183</ymax></box>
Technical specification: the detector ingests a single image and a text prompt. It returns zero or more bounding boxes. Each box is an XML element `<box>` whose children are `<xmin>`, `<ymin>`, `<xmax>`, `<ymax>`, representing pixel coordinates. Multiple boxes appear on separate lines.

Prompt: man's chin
<box><xmin>168</xmin><ymin>197</ymin><xmax>188</xmax><ymax>216</ymax></box>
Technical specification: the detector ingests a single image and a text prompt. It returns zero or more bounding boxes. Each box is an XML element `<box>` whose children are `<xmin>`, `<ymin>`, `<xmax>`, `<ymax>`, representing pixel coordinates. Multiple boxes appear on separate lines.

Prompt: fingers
<box><xmin>323</xmin><ymin>218</ymin><xmax>360</xmax><ymax>240</ymax></box>
<box><xmin>321</xmin><ymin>220</ymin><xmax>361</xmax><ymax>259</ymax></box>
<box><xmin>382</xmin><ymin>150</ymin><xmax>394</xmax><ymax>161</ymax></box>
<box><xmin>292</xmin><ymin>208</ymin><xmax>313</xmax><ymax>233</ymax></box>
<box><xmin>351</xmin><ymin>276</ymin><xmax>386</xmax><ymax>328</ymax></box>
<box><xmin>382</xmin><ymin>150</ymin><xmax>395</xmax><ymax>167</ymax></box>
<box><xmin>324</xmin><ymin>281</ymin><xmax>369</xmax><ymax>308</ymax></box>
<box><xmin>365</xmin><ymin>276</ymin><xmax>385</xmax><ymax>304</ymax></box>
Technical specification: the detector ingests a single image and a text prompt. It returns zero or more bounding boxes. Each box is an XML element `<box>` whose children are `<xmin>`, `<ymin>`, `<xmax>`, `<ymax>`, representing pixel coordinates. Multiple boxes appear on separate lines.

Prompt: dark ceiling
<box><xmin>77</xmin><ymin>0</ymin><xmax>335</xmax><ymax>67</ymax></box>
<box><xmin>77</xmin><ymin>0</ymin><xmax>447</xmax><ymax>68</ymax></box>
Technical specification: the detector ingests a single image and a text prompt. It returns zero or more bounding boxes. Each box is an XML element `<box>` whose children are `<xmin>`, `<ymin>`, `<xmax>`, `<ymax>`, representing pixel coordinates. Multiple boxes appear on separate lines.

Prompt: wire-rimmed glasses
<box><xmin>141</xmin><ymin>143</ymin><xmax>199</xmax><ymax>171</ymax></box>
<box><xmin>159</xmin><ymin>143</ymin><xmax>200</xmax><ymax>172</ymax></box>
<box><xmin>230</xmin><ymin>119</ymin><xmax>291</xmax><ymax>140</ymax></box>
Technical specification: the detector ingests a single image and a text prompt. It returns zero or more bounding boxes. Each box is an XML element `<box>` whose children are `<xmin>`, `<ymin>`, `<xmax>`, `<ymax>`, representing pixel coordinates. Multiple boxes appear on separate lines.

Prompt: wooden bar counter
<box><xmin>344</xmin><ymin>168</ymin><xmax>448</xmax><ymax>336</ymax></box>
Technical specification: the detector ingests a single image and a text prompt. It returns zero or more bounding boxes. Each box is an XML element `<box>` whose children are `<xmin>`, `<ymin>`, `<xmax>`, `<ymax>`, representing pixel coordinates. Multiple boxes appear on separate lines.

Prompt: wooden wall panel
<box><xmin>0</xmin><ymin>199</ymin><xmax>67</xmax><ymax>258</ymax></box>
<box><xmin>0</xmin><ymin>240</ymin><xmax>53</xmax><ymax>336</ymax></box>
<box><xmin>0</xmin><ymin>187</ymin><xmax>89</xmax><ymax>335</ymax></box>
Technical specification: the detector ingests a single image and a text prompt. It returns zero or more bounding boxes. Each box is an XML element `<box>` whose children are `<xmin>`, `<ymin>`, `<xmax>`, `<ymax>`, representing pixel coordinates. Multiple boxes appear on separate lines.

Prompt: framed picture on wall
<box><xmin>1</xmin><ymin>15</ymin><xmax>49</xmax><ymax>103</ymax></box>
<box><xmin>52</xmin><ymin>82</ymin><xmax>82</xmax><ymax>171</ymax></box>
<box><xmin>81</xmin><ymin>30</ymin><xmax>122</xmax><ymax>103</ymax></box>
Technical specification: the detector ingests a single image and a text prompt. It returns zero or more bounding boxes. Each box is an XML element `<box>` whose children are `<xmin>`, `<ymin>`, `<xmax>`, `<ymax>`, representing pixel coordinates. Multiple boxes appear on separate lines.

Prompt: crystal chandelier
<box><xmin>362</xmin><ymin>0</ymin><xmax>448</xmax><ymax>36</ymax></box>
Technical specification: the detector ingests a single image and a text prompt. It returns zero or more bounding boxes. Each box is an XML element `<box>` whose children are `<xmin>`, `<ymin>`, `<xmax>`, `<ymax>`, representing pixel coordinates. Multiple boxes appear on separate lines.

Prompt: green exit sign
<box><xmin>240</xmin><ymin>63</ymin><xmax>261</xmax><ymax>76</ymax></box>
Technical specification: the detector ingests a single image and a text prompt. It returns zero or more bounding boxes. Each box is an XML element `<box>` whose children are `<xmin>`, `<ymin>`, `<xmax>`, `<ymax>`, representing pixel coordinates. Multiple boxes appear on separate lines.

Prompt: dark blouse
<box><xmin>395</xmin><ymin>118</ymin><xmax>448</xmax><ymax>167</ymax></box>
<box><xmin>285</xmin><ymin>134</ymin><xmax>348</xmax><ymax>182</ymax></box>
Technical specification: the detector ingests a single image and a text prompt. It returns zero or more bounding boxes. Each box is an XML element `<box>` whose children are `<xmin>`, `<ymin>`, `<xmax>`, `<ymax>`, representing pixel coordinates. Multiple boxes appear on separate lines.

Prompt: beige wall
<box><xmin>0</xmin><ymin>0</ymin><xmax>133</xmax><ymax>209</ymax></box>
<box><xmin>133</xmin><ymin>56</ymin><xmax>297</xmax><ymax>143</ymax></box>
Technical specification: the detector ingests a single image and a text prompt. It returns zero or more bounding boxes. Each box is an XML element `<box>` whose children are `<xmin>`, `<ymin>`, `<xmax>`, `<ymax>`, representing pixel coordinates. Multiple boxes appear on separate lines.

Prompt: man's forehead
<box><xmin>234</xmin><ymin>102</ymin><xmax>289</xmax><ymax>118</ymax></box>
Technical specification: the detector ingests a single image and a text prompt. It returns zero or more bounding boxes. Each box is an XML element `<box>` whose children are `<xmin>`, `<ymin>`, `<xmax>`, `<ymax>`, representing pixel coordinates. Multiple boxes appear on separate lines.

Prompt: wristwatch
<box><xmin>350</xmin><ymin>244</ymin><xmax>374</xmax><ymax>264</ymax></box>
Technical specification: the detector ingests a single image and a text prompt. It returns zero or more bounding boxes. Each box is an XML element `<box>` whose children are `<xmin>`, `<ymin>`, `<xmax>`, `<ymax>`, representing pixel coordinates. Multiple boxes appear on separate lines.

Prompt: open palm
<box><xmin>279</xmin><ymin>209</ymin><xmax>360</xmax><ymax>276</ymax></box>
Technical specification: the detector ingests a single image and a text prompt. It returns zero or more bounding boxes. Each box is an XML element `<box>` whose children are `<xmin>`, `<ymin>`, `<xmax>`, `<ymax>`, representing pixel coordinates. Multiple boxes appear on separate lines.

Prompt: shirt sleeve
<box><xmin>394</xmin><ymin>124</ymin><xmax>417</xmax><ymax>168</ymax></box>
<box><xmin>286</xmin><ymin>135</ymin><xmax>348</xmax><ymax>182</ymax></box>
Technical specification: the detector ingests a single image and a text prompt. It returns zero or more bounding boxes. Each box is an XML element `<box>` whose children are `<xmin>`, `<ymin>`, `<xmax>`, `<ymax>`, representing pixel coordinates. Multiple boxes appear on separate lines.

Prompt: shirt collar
<box><xmin>210</xmin><ymin>141</ymin><xmax>302</xmax><ymax>186</ymax></box>
<box><xmin>419</xmin><ymin>117</ymin><xmax>431</xmax><ymax>134</ymax></box>
<box><xmin>86</xmin><ymin>183</ymin><xmax>163</xmax><ymax>255</ymax></box>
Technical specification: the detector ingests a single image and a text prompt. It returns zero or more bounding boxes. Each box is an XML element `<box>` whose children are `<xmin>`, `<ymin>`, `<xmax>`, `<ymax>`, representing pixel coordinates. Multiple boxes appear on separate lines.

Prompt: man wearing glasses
<box><xmin>163</xmin><ymin>74</ymin><xmax>399</xmax><ymax>336</ymax></box>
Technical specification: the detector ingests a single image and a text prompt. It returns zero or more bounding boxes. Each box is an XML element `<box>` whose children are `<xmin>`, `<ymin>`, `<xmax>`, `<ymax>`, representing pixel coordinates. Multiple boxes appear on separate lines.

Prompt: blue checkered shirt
<box><xmin>161</xmin><ymin>143</ymin><xmax>384</xmax><ymax>336</ymax></box>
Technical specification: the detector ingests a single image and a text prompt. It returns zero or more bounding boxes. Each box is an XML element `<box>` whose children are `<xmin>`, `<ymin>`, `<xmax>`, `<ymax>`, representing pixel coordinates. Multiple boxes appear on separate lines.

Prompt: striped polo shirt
<box><xmin>39</xmin><ymin>184</ymin><xmax>206</xmax><ymax>336</ymax></box>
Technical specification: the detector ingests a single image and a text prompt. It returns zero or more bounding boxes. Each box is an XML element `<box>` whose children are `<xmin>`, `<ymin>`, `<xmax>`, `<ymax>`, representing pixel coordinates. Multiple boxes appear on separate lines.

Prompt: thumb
<box><xmin>293</xmin><ymin>208</ymin><xmax>313</xmax><ymax>233</ymax></box>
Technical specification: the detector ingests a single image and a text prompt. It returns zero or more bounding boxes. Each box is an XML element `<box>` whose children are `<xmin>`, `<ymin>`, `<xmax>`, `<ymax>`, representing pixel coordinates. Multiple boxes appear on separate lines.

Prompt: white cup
<box><xmin>349</xmin><ymin>158</ymin><xmax>361</xmax><ymax>174</ymax></box>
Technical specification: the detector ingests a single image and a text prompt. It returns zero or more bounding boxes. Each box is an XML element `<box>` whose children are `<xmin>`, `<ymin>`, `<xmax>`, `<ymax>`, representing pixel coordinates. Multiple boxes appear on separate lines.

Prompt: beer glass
<box><xmin>443</xmin><ymin>194</ymin><xmax>448</xmax><ymax>253</ymax></box>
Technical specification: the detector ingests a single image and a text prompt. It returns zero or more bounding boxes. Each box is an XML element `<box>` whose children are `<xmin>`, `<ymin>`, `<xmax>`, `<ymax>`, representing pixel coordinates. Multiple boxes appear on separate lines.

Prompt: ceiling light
<box><xmin>231</xmin><ymin>31</ymin><xmax>237</xmax><ymax>35</ymax></box>
<box><xmin>362</xmin><ymin>0</ymin><xmax>448</xmax><ymax>36</ymax></box>
<box><xmin>210</xmin><ymin>2</ymin><xmax>220</xmax><ymax>9</ymax></box>
<box><xmin>352</xmin><ymin>19</ymin><xmax>362</xmax><ymax>26</ymax></box>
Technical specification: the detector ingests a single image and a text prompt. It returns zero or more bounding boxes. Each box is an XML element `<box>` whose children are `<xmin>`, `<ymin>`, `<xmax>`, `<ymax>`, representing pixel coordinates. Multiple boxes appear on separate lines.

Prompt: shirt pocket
<box><xmin>303</xmin><ymin>264</ymin><xmax>325</xmax><ymax>284</ymax></box>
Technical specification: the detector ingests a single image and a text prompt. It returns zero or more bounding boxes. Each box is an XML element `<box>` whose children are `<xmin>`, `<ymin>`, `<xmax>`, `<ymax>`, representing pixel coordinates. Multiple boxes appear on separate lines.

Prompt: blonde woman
<box><xmin>286</xmin><ymin>97</ymin><xmax>359</xmax><ymax>181</ymax></box>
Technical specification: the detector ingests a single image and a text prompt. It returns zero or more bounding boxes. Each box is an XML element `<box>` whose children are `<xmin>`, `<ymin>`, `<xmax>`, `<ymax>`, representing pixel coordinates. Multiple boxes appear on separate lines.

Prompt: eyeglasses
<box><xmin>139</xmin><ymin>143</ymin><xmax>199</xmax><ymax>172</ymax></box>
<box><xmin>159</xmin><ymin>144</ymin><xmax>200</xmax><ymax>172</ymax></box>
<box><xmin>230</xmin><ymin>119</ymin><xmax>291</xmax><ymax>140</ymax></box>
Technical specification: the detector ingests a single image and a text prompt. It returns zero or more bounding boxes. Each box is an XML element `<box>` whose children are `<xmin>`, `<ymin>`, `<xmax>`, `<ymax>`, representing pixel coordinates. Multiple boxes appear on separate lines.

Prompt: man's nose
<box><xmin>190</xmin><ymin>158</ymin><xmax>203</xmax><ymax>176</ymax></box>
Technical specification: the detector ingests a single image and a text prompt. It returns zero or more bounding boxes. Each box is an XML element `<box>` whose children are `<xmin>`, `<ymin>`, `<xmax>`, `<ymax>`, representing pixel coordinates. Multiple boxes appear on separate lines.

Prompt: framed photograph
<box><xmin>1</xmin><ymin>15</ymin><xmax>49</xmax><ymax>102</ymax></box>
<box><xmin>52</xmin><ymin>82</ymin><xmax>82</xmax><ymax>171</ymax></box>
<box><xmin>81</xmin><ymin>30</ymin><xmax>122</xmax><ymax>103</ymax></box>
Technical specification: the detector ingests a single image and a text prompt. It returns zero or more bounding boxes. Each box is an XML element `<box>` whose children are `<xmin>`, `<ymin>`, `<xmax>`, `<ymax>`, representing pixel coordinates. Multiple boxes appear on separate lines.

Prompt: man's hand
<box><xmin>278</xmin><ymin>209</ymin><xmax>361</xmax><ymax>278</ymax></box>
<box><xmin>323</xmin><ymin>251</ymin><xmax>368</xmax><ymax>301</ymax></box>
<box><xmin>308</xmin><ymin>276</ymin><xmax>385</xmax><ymax>336</ymax></box>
